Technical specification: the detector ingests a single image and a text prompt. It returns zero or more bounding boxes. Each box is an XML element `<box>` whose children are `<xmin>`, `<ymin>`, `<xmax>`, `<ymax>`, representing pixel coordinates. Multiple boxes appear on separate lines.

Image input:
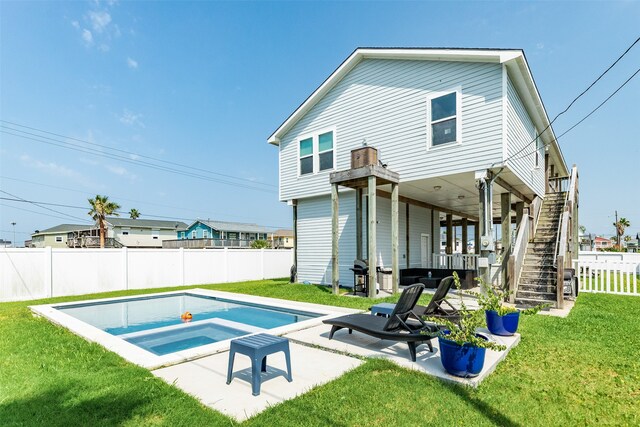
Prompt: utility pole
<box><xmin>11</xmin><ymin>222</ymin><xmax>16</xmax><ymax>248</ymax></box>
<box><xmin>615</xmin><ymin>210</ymin><xmax>619</xmax><ymax>248</ymax></box>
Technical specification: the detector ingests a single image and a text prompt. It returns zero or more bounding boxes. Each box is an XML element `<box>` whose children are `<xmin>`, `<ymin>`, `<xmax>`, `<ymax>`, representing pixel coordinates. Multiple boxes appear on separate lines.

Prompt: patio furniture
<box><xmin>323</xmin><ymin>284</ymin><xmax>439</xmax><ymax>361</ymax></box>
<box><xmin>413</xmin><ymin>276</ymin><xmax>461</xmax><ymax>322</ymax></box>
<box><xmin>400</xmin><ymin>268</ymin><xmax>475</xmax><ymax>289</ymax></box>
<box><xmin>226</xmin><ymin>333</ymin><xmax>293</xmax><ymax>396</ymax></box>
<box><xmin>370</xmin><ymin>302</ymin><xmax>396</xmax><ymax>317</ymax></box>
<box><xmin>418</xmin><ymin>277</ymin><xmax>441</xmax><ymax>288</ymax></box>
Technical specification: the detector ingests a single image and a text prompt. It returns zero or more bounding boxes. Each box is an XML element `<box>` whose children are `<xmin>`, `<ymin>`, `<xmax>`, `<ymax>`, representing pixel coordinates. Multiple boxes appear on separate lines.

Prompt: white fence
<box><xmin>578</xmin><ymin>251</ymin><xmax>640</xmax><ymax>264</ymax></box>
<box><xmin>575</xmin><ymin>257</ymin><xmax>640</xmax><ymax>296</ymax></box>
<box><xmin>432</xmin><ymin>253</ymin><xmax>478</xmax><ymax>270</ymax></box>
<box><xmin>0</xmin><ymin>248</ymin><xmax>293</xmax><ymax>302</ymax></box>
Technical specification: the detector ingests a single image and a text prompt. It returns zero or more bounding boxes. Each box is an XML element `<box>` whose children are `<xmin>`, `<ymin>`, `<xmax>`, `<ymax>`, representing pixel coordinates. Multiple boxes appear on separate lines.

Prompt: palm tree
<box><xmin>129</xmin><ymin>208</ymin><xmax>140</xmax><ymax>219</ymax></box>
<box><xmin>88</xmin><ymin>195</ymin><xmax>121</xmax><ymax>248</ymax></box>
<box><xmin>613</xmin><ymin>217</ymin><xmax>631</xmax><ymax>248</ymax></box>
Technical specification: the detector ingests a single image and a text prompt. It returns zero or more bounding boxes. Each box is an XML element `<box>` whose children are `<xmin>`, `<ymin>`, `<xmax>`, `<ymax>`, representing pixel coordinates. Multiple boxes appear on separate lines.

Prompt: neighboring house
<box><xmin>594</xmin><ymin>236</ymin><xmax>613</xmax><ymax>251</ymax></box>
<box><xmin>106</xmin><ymin>218</ymin><xmax>188</xmax><ymax>248</ymax></box>
<box><xmin>165</xmin><ymin>220</ymin><xmax>271</xmax><ymax>248</ymax></box>
<box><xmin>31</xmin><ymin>224</ymin><xmax>96</xmax><ymax>248</ymax></box>
<box><xmin>270</xmin><ymin>229</ymin><xmax>295</xmax><ymax>249</ymax></box>
<box><xmin>0</xmin><ymin>239</ymin><xmax>13</xmax><ymax>248</ymax></box>
<box><xmin>269</xmin><ymin>48</ymin><xmax>569</xmax><ymax>286</ymax></box>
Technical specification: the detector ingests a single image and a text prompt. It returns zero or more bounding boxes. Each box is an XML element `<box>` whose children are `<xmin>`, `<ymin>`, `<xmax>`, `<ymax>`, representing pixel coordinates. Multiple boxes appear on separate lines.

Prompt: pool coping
<box><xmin>30</xmin><ymin>288</ymin><xmax>361</xmax><ymax>370</ymax></box>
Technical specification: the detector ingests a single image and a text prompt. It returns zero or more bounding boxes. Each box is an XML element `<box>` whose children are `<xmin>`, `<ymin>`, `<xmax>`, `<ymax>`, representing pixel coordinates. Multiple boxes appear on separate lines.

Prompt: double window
<box><xmin>298</xmin><ymin>130</ymin><xmax>335</xmax><ymax>176</ymax></box>
<box><xmin>427</xmin><ymin>90</ymin><xmax>461</xmax><ymax>148</ymax></box>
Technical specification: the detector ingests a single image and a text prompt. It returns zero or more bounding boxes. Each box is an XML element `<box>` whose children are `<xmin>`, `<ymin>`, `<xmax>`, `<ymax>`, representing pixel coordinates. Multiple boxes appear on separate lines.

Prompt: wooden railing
<box><xmin>548</xmin><ymin>175</ymin><xmax>570</xmax><ymax>193</ymax></box>
<box><xmin>68</xmin><ymin>236</ymin><xmax>124</xmax><ymax>248</ymax></box>
<box><xmin>432</xmin><ymin>253</ymin><xmax>478</xmax><ymax>271</ymax></box>
<box><xmin>508</xmin><ymin>214</ymin><xmax>530</xmax><ymax>302</ymax></box>
<box><xmin>554</xmin><ymin>165</ymin><xmax>579</xmax><ymax>309</ymax></box>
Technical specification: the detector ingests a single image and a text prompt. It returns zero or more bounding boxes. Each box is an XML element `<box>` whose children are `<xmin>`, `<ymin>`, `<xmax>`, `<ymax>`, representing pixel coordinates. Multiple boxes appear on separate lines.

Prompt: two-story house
<box><xmin>269</xmin><ymin>48</ymin><xmax>578</xmax><ymax>307</ymax></box>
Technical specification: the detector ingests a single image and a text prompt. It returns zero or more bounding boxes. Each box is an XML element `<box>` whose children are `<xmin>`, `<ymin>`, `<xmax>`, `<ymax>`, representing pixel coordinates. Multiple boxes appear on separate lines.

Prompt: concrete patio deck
<box><xmin>152</xmin><ymin>341</ymin><xmax>362</xmax><ymax>422</ymax></box>
<box><xmin>284</xmin><ymin>324</ymin><xmax>519</xmax><ymax>388</ymax></box>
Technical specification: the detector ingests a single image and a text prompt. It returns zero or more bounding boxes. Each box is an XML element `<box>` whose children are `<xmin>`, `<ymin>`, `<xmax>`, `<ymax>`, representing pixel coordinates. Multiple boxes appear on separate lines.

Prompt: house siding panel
<box><xmin>505</xmin><ymin>74</ymin><xmax>546</xmax><ymax>197</ymax></box>
<box><xmin>279</xmin><ymin>59</ymin><xmax>504</xmax><ymax>201</ymax></box>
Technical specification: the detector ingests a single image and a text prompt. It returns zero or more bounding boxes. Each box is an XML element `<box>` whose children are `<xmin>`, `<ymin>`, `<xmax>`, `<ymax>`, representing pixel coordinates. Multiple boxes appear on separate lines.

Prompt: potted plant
<box><xmin>471</xmin><ymin>278</ymin><xmax>549</xmax><ymax>336</ymax></box>
<box><xmin>424</xmin><ymin>273</ymin><xmax>506</xmax><ymax>378</ymax></box>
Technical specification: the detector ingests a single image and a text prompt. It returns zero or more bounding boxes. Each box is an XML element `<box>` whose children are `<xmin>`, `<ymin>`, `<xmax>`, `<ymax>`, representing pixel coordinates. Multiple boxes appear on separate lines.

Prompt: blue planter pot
<box><xmin>438</xmin><ymin>334</ymin><xmax>487</xmax><ymax>378</ymax></box>
<box><xmin>485</xmin><ymin>310</ymin><xmax>520</xmax><ymax>336</ymax></box>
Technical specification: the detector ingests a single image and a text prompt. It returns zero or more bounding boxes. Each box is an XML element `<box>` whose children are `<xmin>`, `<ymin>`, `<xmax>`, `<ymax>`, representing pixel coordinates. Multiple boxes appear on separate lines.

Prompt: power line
<box><xmin>0</xmin><ymin>128</ymin><xmax>277</xmax><ymax>194</ymax></box>
<box><xmin>1</xmin><ymin>175</ymin><xmax>287</xmax><ymax>224</ymax></box>
<box><xmin>0</xmin><ymin>196</ymin><xmax>290</xmax><ymax>229</ymax></box>
<box><xmin>499</xmin><ymin>35</ymin><xmax>640</xmax><ymax>166</ymax></box>
<box><xmin>0</xmin><ymin>120</ymin><xmax>277</xmax><ymax>189</ymax></box>
<box><xmin>508</xmin><ymin>65</ymin><xmax>640</xmax><ymax>163</ymax></box>
<box><xmin>0</xmin><ymin>203</ymin><xmax>92</xmax><ymax>224</ymax></box>
<box><xmin>0</xmin><ymin>189</ymin><xmax>90</xmax><ymax>223</ymax></box>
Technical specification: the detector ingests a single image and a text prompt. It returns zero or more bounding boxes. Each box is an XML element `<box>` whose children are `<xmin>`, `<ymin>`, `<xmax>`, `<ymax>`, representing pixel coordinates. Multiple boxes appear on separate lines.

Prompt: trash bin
<box><xmin>377</xmin><ymin>267</ymin><xmax>392</xmax><ymax>291</ymax></box>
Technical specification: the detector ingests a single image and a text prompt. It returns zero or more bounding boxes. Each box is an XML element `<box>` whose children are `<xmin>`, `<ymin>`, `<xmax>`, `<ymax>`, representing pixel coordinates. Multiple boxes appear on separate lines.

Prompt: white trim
<box><xmin>296</xmin><ymin>126</ymin><xmax>337</xmax><ymax>177</ymax></box>
<box><xmin>501</xmin><ymin>64</ymin><xmax>508</xmax><ymax>163</ymax></box>
<box><xmin>267</xmin><ymin>47</ymin><xmax>567</xmax><ymax>175</ymax></box>
<box><xmin>425</xmin><ymin>87</ymin><xmax>462</xmax><ymax>150</ymax></box>
<box><xmin>55</xmin><ymin>235</ymin><xmax>63</xmax><ymax>243</ymax></box>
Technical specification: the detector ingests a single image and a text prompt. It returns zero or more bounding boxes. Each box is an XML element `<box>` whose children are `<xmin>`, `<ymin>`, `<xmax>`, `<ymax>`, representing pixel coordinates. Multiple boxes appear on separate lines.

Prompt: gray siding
<box><xmin>297</xmin><ymin>193</ymin><xmax>439</xmax><ymax>286</ymax></box>
<box><xmin>279</xmin><ymin>59</ymin><xmax>504</xmax><ymax>201</ymax></box>
<box><xmin>505</xmin><ymin>74</ymin><xmax>546</xmax><ymax>196</ymax></box>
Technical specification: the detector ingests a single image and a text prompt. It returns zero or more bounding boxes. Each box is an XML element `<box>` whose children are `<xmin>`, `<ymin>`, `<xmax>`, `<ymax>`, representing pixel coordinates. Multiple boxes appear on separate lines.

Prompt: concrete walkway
<box><xmin>153</xmin><ymin>341</ymin><xmax>362</xmax><ymax>422</ymax></box>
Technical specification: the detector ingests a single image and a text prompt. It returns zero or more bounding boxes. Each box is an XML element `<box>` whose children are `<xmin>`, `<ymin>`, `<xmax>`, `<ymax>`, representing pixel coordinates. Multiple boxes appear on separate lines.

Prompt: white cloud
<box><xmin>81</xmin><ymin>29</ymin><xmax>93</xmax><ymax>45</ymax></box>
<box><xmin>19</xmin><ymin>154</ymin><xmax>95</xmax><ymax>188</ymax></box>
<box><xmin>536</xmin><ymin>43</ymin><xmax>545</xmax><ymax>50</ymax></box>
<box><xmin>88</xmin><ymin>10</ymin><xmax>111</xmax><ymax>33</ymax></box>
<box><xmin>127</xmin><ymin>57</ymin><xmax>138</xmax><ymax>69</ymax></box>
<box><xmin>106</xmin><ymin>164</ymin><xmax>137</xmax><ymax>181</ymax></box>
<box><xmin>98</xmin><ymin>43</ymin><xmax>110</xmax><ymax>52</ymax></box>
<box><xmin>119</xmin><ymin>109</ymin><xmax>145</xmax><ymax>128</ymax></box>
<box><xmin>71</xmin><ymin>20</ymin><xmax>80</xmax><ymax>29</ymax></box>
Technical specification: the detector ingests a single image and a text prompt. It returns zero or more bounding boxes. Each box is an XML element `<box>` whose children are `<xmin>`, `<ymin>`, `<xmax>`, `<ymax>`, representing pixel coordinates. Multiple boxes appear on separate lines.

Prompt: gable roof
<box><xmin>106</xmin><ymin>217</ymin><xmax>189</xmax><ymax>230</ymax></box>
<box><xmin>190</xmin><ymin>219</ymin><xmax>271</xmax><ymax>234</ymax></box>
<box><xmin>33</xmin><ymin>224</ymin><xmax>93</xmax><ymax>236</ymax></box>
<box><xmin>267</xmin><ymin>47</ymin><xmax>567</xmax><ymax>175</ymax></box>
<box><xmin>272</xmin><ymin>229</ymin><xmax>294</xmax><ymax>237</ymax></box>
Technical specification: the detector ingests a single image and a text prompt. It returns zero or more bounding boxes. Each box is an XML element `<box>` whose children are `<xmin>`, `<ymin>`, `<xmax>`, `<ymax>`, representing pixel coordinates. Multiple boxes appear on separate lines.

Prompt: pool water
<box><xmin>56</xmin><ymin>293</ymin><xmax>321</xmax><ymax>355</ymax></box>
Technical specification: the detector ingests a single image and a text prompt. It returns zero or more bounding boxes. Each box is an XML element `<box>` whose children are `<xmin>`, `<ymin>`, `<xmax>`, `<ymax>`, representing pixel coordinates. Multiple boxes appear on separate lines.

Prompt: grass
<box><xmin>580</xmin><ymin>273</ymin><xmax>640</xmax><ymax>294</ymax></box>
<box><xmin>2</xmin><ymin>279</ymin><xmax>639</xmax><ymax>426</ymax></box>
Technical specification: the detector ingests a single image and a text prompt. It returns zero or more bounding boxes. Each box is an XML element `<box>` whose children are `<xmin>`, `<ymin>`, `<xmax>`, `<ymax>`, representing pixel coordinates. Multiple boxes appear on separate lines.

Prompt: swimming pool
<box><xmin>55</xmin><ymin>293</ymin><xmax>320</xmax><ymax>356</ymax></box>
<box><xmin>31</xmin><ymin>289</ymin><xmax>356</xmax><ymax>369</ymax></box>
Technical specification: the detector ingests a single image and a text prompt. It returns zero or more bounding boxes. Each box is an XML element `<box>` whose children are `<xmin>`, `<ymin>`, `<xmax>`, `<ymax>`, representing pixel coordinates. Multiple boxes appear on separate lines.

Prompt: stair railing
<box><xmin>553</xmin><ymin>165</ymin><xmax>579</xmax><ymax>309</ymax></box>
<box><xmin>508</xmin><ymin>213</ymin><xmax>530</xmax><ymax>302</ymax></box>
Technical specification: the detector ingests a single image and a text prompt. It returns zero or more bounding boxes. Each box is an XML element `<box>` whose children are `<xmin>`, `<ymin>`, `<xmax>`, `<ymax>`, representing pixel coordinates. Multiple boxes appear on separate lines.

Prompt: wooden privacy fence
<box><xmin>575</xmin><ymin>260</ymin><xmax>639</xmax><ymax>296</ymax></box>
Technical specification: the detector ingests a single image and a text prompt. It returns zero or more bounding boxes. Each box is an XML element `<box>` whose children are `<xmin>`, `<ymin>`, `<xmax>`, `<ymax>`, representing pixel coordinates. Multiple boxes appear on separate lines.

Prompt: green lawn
<box><xmin>1</xmin><ymin>279</ymin><xmax>639</xmax><ymax>426</ymax></box>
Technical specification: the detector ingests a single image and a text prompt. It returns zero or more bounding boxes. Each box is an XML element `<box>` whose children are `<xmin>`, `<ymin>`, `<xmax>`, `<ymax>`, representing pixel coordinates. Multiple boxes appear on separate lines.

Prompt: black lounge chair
<box><xmin>413</xmin><ymin>276</ymin><xmax>461</xmax><ymax>322</ymax></box>
<box><xmin>323</xmin><ymin>284</ymin><xmax>438</xmax><ymax>361</ymax></box>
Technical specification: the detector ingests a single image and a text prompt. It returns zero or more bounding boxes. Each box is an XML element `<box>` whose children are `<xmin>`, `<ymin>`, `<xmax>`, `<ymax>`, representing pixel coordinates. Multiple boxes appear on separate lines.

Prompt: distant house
<box><xmin>165</xmin><ymin>220</ymin><xmax>271</xmax><ymax>248</ymax></box>
<box><xmin>31</xmin><ymin>224</ymin><xmax>97</xmax><ymax>248</ymax></box>
<box><xmin>594</xmin><ymin>236</ymin><xmax>613</xmax><ymax>251</ymax></box>
<box><xmin>105</xmin><ymin>218</ymin><xmax>188</xmax><ymax>248</ymax></box>
<box><xmin>32</xmin><ymin>219</ymin><xmax>188</xmax><ymax>248</ymax></box>
<box><xmin>0</xmin><ymin>239</ymin><xmax>13</xmax><ymax>248</ymax></box>
<box><xmin>269</xmin><ymin>229</ymin><xmax>294</xmax><ymax>249</ymax></box>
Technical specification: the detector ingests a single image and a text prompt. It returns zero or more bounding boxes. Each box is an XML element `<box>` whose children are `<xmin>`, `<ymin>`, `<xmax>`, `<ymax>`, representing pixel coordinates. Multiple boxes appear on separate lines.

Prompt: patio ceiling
<box><xmin>378</xmin><ymin>170</ymin><xmax>534</xmax><ymax>221</ymax></box>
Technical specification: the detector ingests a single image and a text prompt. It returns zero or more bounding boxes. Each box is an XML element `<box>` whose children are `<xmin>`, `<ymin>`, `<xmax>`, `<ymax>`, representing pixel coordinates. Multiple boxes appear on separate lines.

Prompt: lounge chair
<box><xmin>323</xmin><ymin>284</ymin><xmax>439</xmax><ymax>361</ymax></box>
<box><xmin>413</xmin><ymin>276</ymin><xmax>461</xmax><ymax>321</ymax></box>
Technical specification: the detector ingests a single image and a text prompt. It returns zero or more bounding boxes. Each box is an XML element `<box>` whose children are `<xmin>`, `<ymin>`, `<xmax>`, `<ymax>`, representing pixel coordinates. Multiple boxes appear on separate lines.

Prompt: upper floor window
<box><xmin>203</xmin><ymin>230</ymin><xmax>209</xmax><ymax>239</ymax></box>
<box><xmin>191</xmin><ymin>230</ymin><xmax>197</xmax><ymax>239</ymax></box>
<box><xmin>535</xmin><ymin>135</ymin><xmax>543</xmax><ymax>168</ymax></box>
<box><xmin>427</xmin><ymin>90</ymin><xmax>460</xmax><ymax>148</ymax></box>
<box><xmin>318</xmin><ymin>131</ymin><xmax>334</xmax><ymax>171</ymax></box>
<box><xmin>298</xmin><ymin>129</ymin><xmax>336</xmax><ymax>176</ymax></box>
<box><xmin>299</xmin><ymin>138</ymin><xmax>313</xmax><ymax>175</ymax></box>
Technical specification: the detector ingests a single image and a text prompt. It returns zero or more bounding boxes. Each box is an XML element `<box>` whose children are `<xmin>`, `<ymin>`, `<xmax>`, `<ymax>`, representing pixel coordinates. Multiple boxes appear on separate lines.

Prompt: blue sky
<box><xmin>1</xmin><ymin>1</ymin><xmax>639</xmax><ymax>245</ymax></box>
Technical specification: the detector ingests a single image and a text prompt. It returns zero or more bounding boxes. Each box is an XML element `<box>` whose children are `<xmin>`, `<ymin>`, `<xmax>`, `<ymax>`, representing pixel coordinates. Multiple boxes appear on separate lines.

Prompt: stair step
<box><xmin>514</xmin><ymin>296</ymin><xmax>557</xmax><ymax>308</ymax></box>
<box><xmin>516</xmin><ymin>290</ymin><xmax>557</xmax><ymax>300</ymax></box>
<box><xmin>519</xmin><ymin>283</ymin><xmax>557</xmax><ymax>293</ymax></box>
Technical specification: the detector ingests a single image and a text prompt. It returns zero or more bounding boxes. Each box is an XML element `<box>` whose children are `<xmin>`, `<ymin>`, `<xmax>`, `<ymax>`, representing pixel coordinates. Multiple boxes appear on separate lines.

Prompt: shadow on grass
<box><xmin>0</xmin><ymin>384</ymin><xmax>148</xmax><ymax>427</ymax></box>
<box><xmin>443</xmin><ymin>381</ymin><xmax>521</xmax><ymax>427</ymax></box>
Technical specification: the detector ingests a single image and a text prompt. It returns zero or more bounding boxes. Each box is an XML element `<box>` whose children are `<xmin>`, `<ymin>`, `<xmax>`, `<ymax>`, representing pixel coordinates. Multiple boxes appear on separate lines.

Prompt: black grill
<box><xmin>350</xmin><ymin>259</ymin><xmax>369</xmax><ymax>295</ymax></box>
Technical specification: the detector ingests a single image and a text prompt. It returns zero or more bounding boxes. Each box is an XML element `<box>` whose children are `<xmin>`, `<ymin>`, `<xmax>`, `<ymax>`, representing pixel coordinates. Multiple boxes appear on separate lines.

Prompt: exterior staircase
<box><xmin>515</xmin><ymin>192</ymin><xmax>566</xmax><ymax>308</ymax></box>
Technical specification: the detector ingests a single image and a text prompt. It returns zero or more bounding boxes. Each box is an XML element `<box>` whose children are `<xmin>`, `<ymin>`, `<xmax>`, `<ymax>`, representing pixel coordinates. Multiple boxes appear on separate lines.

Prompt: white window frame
<box><xmin>534</xmin><ymin>134</ymin><xmax>542</xmax><ymax>169</ymax></box>
<box><xmin>296</xmin><ymin>127</ymin><xmax>337</xmax><ymax>176</ymax></box>
<box><xmin>426</xmin><ymin>88</ymin><xmax>462</xmax><ymax>150</ymax></box>
<box><xmin>203</xmin><ymin>230</ymin><xmax>208</xmax><ymax>239</ymax></box>
<box><xmin>122</xmin><ymin>227</ymin><xmax>130</xmax><ymax>236</ymax></box>
<box><xmin>191</xmin><ymin>230</ymin><xmax>197</xmax><ymax>239</ymax></box>
<box><xmin>151</xmin><ymin>229</ymin><xmax>160</xmax><ymax>240</ymax></box>
<box><xmin>298</xmin><ymin>136</ymin><xmax>314</xmax><ymax>176</ymax></box>
<box><xmin>55</xmin><ymin>236</ymin><xmax>63</xmax><ymax>242</ymax></box>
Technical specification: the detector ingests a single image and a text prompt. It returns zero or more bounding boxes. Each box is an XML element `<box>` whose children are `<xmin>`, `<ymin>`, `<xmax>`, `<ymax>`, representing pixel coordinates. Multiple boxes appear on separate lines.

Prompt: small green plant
<box><xmin>250</xmin><ymin>239</ymin><xmax>271</xmax><ymax>249</ymax></box>
<box><xmin>423</xmin><ymin>272</ymin><xmax>506</xmax><ymax>351</ymax></box>
<box><xmin>470</xmin><ymin>277</ymin><xmax>549</xmax><ymax>316</ymax></box>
